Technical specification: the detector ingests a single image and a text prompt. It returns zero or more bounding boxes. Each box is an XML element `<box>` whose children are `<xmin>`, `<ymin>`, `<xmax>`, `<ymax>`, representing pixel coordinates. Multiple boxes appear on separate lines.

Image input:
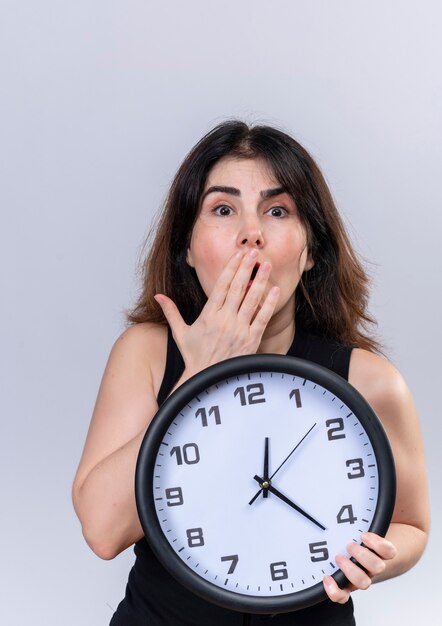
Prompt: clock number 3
<box><xmin>346</xmin><ymin>458</ymin><xmax>365</xmax><ymax>479</ymax></box>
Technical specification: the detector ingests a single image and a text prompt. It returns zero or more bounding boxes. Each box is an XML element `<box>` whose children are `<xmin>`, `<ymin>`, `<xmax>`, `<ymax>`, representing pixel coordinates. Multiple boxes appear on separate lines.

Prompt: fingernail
<box><xmin>249</xmin><ymin>249</ymin><xmax>258</xmax><ymax>258</ymax></box>
<box><xmin>260</xmin><ymin>261</ymin><xmax>271</xmax><ymax>273</ymax></box>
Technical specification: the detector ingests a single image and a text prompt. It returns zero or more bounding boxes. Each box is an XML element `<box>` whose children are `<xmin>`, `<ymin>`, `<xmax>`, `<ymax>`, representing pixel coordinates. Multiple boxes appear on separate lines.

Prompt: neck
<box><xmin>257</xmin><ymin>303</ymin><xmax>296</xmax><ymax>355</ymax></box>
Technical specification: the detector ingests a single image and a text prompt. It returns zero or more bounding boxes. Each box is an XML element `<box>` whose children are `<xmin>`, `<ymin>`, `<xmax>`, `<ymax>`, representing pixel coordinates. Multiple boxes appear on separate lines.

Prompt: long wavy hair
<box><xmin>127</xmin><ymin>121</ymin><xmax>380</xmax><ymax>352</ymax></box>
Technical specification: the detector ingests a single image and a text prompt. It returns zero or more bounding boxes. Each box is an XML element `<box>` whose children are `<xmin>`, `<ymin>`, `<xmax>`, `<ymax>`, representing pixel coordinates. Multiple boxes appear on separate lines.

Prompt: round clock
<box><xmin>135</xmin><ymin>355</ymin><xmax>396</xmax><ymax>614</ymax></box>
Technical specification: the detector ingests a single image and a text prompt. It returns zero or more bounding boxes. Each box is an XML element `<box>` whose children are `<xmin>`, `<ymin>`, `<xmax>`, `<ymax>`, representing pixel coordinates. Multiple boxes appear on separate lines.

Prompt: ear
<box><xmin>186</xmin><ymin>247</ymin><xmax>194</xmax><ymax>268</ymax></box>
<box><xmin>304</xmin><ymin>254</ymin><xmax>314</xmax><ymax>272</ymax></box>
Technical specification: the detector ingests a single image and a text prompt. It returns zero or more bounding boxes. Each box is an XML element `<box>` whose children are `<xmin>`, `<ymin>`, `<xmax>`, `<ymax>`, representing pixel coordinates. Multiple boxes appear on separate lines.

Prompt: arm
<box><xmin>72</xmin><ymin>323</ymin><xmax>167</xmax><ymax>560</ymax></box>
<box><xmin>324</xmin><ymin>349</ymin><xmax>430</xmax><ymax>602</ymax></box>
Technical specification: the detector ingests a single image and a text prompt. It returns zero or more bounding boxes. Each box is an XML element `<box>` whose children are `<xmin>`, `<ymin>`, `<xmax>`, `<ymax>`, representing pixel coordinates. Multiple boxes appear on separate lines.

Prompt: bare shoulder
<box><xmin>109</xmin><ymin>323</ymin><xmax>168</xmax><ymax>395</ymax></box>
<box><xmin>348</xmin><ymin>349</ymin><xmax>413</xmax><ymax>429</ymax></box>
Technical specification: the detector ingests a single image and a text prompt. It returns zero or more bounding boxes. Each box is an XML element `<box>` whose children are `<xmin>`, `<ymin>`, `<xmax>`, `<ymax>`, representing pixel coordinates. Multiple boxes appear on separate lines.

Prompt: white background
<box><xmin>1</xmin><ymin>1</ymin><xmax>441</xmax><ymax>624</ymax></box>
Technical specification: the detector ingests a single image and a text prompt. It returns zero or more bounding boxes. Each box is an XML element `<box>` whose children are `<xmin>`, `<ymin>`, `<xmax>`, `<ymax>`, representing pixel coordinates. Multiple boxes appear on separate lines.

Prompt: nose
<box><xmin>236</xmin><ymin>217</ymin><xmax>265</xmax><ymax>249</ymax></box>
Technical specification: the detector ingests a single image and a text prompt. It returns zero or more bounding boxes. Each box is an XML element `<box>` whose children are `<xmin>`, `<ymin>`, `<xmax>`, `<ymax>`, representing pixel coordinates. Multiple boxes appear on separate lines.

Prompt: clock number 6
<box><xmin>270</xmin><ymin>561</ymin><xmax>288</xmax><ymax>581</ymax></box>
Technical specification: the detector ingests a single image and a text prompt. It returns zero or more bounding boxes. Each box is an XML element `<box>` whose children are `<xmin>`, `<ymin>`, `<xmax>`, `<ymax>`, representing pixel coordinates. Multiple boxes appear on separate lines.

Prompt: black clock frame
<box><xmin>135</xmin><ymin>354</ymin><xmax>396</xmax><ymax>614</ymax></box>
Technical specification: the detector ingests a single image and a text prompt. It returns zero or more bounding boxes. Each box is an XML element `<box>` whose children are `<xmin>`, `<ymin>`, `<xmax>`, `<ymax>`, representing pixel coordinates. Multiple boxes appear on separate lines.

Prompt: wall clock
<box><xmin>135</xmin><ymin>354</ymin><xmax>396</xmax><ymax>614</ymax></box>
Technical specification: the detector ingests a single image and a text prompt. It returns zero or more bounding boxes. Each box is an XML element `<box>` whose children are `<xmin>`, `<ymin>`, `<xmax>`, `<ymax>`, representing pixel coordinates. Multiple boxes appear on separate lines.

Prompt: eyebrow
<box><xmin>202</xmin><ymin>185</ymin><xmax>287</xmax><ymax>201</ymax></box>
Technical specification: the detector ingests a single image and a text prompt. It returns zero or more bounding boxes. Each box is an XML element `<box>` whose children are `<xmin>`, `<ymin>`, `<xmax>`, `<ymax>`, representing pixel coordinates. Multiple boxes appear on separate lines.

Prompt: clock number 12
<box><xmin>234</xmin><ymin>383</ymin><xmax>266</xmax><ymax>406</ymax></box>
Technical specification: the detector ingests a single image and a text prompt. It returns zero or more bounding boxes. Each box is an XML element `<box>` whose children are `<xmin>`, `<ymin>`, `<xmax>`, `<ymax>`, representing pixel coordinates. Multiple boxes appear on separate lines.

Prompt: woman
<box><xmin>73</xmin><ymin>121</ymin><xmax>429</xmax><ymax>625</ymax></box>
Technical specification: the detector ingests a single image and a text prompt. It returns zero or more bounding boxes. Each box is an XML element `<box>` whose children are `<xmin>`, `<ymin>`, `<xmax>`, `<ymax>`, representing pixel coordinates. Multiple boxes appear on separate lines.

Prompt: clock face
<box><xmin>136</xmin><ymin>355</ymin><xmax>395</xmax><ymax>614</ymax></box>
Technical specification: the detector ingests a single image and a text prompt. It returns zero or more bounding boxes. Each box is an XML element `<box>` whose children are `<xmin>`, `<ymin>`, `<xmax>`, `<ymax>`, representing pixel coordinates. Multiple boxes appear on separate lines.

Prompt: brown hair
<box><xmin>128</xmin><ymin>121</ymin><xmax>380</xmax><ymax>352</ymax></box>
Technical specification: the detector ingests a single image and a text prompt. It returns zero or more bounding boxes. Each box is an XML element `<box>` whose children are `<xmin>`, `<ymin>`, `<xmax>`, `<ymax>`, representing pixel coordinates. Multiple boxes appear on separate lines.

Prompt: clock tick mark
<box><xmin>302</xmin><ymin>379</ymin><xmax>306</xmax><ymax>386</ymax></box>
<box><xmin>280</xmin><ymin>584</ymin><xmax>283</xmax><ymax>591</ymax></box>
<box><xmin>362</xmin><ymin>518</ymin><xmax>369</xmax><ymax>523</ymax></box>
<box><xmin>347</xmin><ymin>412</ymin><xmax>353</xmax><ymax>417</ymax></box>
<box><xmin>329</xmin><ymin>562</ymin><xmax>336</xmax><ymax>568</ymax></box>
<box><xmin>178</xmin><ymin>547</ymin><xmax>184</xmax><ymax>552</ymax></box>
<box><xmin>224</xmin><ymin>579</ymin><xmax>229</xmax><ymax>585</ymax></box>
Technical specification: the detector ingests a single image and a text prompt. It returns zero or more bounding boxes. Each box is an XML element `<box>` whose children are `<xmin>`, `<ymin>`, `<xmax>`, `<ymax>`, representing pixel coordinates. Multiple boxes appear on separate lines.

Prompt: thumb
<box><xmin>154</xmin><ymin>294</ymin><xmax>188</xmax><ymax>341</ymax></box>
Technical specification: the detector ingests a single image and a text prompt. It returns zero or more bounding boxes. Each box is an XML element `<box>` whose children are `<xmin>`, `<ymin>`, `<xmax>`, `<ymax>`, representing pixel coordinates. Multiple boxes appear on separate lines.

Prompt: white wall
<box><xmin>1</xmin><ymin>1</ymin><xmax>440</xmax><ymax>624</ymax></box>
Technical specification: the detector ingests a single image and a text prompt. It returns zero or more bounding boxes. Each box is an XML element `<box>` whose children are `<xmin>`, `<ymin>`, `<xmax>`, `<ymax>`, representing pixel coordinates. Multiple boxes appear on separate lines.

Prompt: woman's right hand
<box><xmin>154</xmin><ymin>249</ymin><xmax>280</xmax><ymax>377</ymax></box>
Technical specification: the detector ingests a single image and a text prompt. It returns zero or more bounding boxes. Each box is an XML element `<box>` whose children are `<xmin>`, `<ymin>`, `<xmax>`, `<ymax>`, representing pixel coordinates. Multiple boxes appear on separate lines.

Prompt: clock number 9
<box><xmin>309</xmin><ymin>541</ymin><xmax>329</xmax><ymax>562</ymax></box>
<box><xmin>165</xmin><ymin>487</ymin><xmax>183</xmax><ymax>507</ymax></box>
<box><xmin>270</xmin><ymin>561</ymin><xmax>288</xmax><ymax>581</ymax></box>
<box><xmin>346</xmin><ymin>458</ymin><xmax>365</xmax><ymax>479</ymax></box>
<box><xmin>234</xmin><ymin>383</ymin><xmax>266</xmax><ymax>406</ymax></box>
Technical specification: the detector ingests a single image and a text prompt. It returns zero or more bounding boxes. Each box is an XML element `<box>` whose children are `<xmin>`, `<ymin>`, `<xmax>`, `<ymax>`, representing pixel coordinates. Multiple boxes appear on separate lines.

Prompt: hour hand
<box><xmin>248</xmin><ymin>438</ymin><xmax>270</xmax><ymax>505</ymax></box>
<box><xmin>253</xmin><ymin>475</ymin><xmax>327</xmax><ymax>531</ymax></box>
<box><xmin>263</xmin><ymin>437</ymin><xmax>269</xmax><ymax>499</ymax></box>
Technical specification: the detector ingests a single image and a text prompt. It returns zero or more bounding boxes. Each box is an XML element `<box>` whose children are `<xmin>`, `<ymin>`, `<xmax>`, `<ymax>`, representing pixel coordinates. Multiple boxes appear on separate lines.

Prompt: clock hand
<box><xmin>270</xmin><ymin>422</ymin><xmax>317</xmax><ymax>480</ymax></box>
<box><xmin>263</xmin><ymin>436</ymin><xmax>269</xmax><ymax>499</ymax></box>
<box><xmin>248</xmin><ymin>424</ymin><xmax>317</xmax><ymax>505</ymax></box>
<box><xmin>253</xmin><ymin>475</ymin><xmax>327</xmax><ymax>531</ymax></box>
<box><xmin>248</xmin><ymin>437</ymin><xmax>271</xmax><ymax>505</ymax></box>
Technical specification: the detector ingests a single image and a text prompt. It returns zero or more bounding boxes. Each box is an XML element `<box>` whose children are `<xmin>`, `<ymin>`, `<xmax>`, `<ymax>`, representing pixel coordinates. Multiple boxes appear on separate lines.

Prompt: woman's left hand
<box><xmin>323</xmin><ymin>531</ymin><xmax>398</xmax><ymax>603</ymax></box>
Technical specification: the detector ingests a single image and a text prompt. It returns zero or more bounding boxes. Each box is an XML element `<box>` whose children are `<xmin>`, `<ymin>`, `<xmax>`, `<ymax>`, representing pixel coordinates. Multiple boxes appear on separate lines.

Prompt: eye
<box><xmin>267</xmin><ymin>206</ymin><xmax>288</xmax><ymax>218</ymax></box>
<box><xmin>213</xmin><ymin>204</ymin><xmax>234</xmax><ymax>216</ymax></box>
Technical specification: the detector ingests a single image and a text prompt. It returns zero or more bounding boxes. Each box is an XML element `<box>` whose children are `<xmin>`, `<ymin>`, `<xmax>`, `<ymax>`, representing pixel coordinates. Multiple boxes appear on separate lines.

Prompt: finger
<box><xmin>335</xmin><ymin>553</ymin><xmax>372</xmax><ymax>591</ymax></box>
<box><xmin>223</xmin><ymin>249</ymin><xmax>260</xmax><ymax>310</ymax></box>
<box><xmin>360</xmin><ymin>532</ymin><xmax>397</xmax><ymax>560</ymax></box>
<box><xmin>154</xmin><ymin>294</ymin><xmax>188</xmax><ymax>341</ymax></box>
<box><xmin>237</xmin><ymin>261</ymin><xmax>272</xmax><ymax>322</ymax></box>
<box><xmin>205</xmin><ymin>251</ymin><xmax>246</xmax><ymax>310</ymax></box>
<box><xmin>249</xmin><ymin>286</ymin><xmax>280</xmax><ymax>334</ymax></box>
<box><xmin>346</xmin><ymin>541</ymin><xmax>386</xmax><ymax>578</ymax></box>
<box><xmin>323</xmin><ymin>575</ymin><xmax>352</xmax><ymax>604</ymax></box>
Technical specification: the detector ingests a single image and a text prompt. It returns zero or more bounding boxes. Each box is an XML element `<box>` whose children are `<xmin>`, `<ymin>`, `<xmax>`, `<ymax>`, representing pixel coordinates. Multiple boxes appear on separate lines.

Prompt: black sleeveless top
<box><xmin>110</xmin><ymin>329</ymin><xmax>356</xmax><ymax>626</ymax></box>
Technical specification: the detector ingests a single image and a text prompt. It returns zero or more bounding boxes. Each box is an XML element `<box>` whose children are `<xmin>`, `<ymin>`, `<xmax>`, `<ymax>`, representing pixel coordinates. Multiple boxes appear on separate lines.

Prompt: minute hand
<box><xmin>253</xmin><ymin>475</ymin><xmax>327</xmax><ymax>531</ymax></box>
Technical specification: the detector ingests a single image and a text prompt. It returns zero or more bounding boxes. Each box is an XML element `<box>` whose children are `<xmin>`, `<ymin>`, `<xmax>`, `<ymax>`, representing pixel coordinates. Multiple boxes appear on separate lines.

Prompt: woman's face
<box><xmin>187</xmin><ymin>157</ymin><xmax>313</xmax><ymax>322</ymax></box>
